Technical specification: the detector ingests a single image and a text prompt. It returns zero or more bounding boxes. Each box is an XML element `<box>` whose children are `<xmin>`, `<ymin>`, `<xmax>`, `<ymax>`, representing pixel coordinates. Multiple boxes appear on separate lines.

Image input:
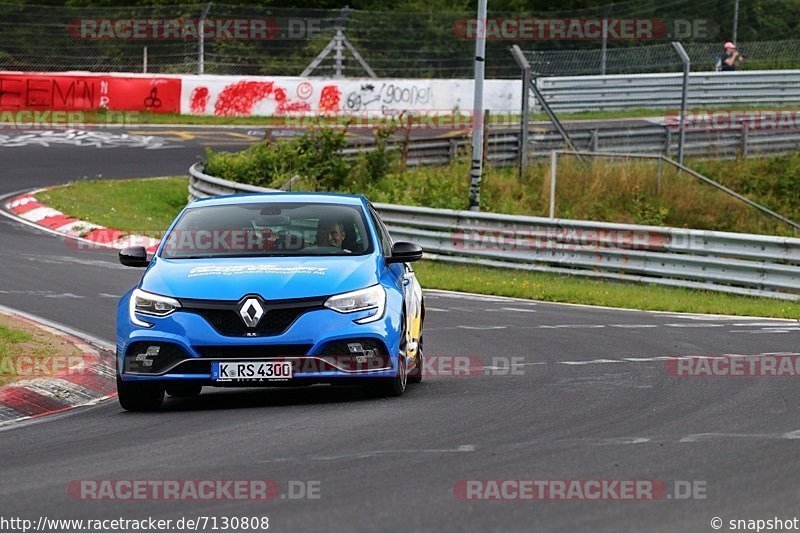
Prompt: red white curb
<box><xmin>4</xmin><ymin>190</ymin><xmax>160</xmax><ymax>253</ymax></box>
<box><xmin>0</xmin><ymin>306</ymin><xmax>116</xmax><ymax>428</ymax></box>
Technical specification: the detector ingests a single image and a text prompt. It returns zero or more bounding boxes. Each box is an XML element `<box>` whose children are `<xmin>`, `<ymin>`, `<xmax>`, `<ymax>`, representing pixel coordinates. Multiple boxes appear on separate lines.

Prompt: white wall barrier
<box><xmin>179</xmin><ymin>75</ymin><xmax>521</xmax><ymax>117</ymax></box>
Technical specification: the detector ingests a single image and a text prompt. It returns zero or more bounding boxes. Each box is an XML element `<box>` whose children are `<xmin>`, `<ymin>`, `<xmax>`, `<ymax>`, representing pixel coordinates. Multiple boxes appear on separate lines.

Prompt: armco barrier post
<box><xmin>549</xmin><ymin>150</ymin><xmax>557</xmax><ymax>218</ymax></box>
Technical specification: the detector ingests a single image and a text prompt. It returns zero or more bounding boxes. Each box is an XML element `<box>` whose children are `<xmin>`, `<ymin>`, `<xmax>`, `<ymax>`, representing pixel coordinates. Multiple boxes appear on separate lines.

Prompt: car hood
<box><xmin>140</xmin><ymin>255</ymin><xmax>380</xmax><ymax>301</ymax></box>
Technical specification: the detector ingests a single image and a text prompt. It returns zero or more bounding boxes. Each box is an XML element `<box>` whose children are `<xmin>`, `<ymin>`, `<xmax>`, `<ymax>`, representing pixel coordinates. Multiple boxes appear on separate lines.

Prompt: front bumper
<box><xmin>117</xmin><ymin>291</ymin><xmax>402</xmax><ymax>385</ymax></box>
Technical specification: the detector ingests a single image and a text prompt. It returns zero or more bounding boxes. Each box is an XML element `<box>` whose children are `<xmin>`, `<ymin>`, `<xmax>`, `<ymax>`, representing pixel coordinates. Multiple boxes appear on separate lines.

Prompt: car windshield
<box><xmin>160</xmin><ymin>202</ymin><xmax>373</xmax><ymax>259</ymax></box>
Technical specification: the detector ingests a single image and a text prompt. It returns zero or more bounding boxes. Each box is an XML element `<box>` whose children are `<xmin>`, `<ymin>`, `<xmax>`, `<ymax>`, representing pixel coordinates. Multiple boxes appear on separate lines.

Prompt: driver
<box><xmin>316</xmin><ymin>219</ymin><xmax>351</xmax><ymax>253</ymax></box>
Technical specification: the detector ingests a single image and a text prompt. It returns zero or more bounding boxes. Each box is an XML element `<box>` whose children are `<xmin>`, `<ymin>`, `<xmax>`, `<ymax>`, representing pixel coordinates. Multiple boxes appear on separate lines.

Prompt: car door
<box><xmin>369</xmin><ymin>204</ymin><xmax>423</xmax><ymax>356</ymax></box>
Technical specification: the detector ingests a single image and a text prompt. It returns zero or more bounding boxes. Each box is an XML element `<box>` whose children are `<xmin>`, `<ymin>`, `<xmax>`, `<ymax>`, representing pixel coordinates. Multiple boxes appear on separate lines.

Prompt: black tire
<box><xmin>407</xmin><ymin>335</ymin><xmax>423</xmax><ymax>384</ymax></box>
<box><xmin>165</xmin><ymin>383</ymin><xmax>203</xmax><ymax>398</ymax></box>
<box><xmin>365</xmin><ymin>355</ymin><xmax>407</xmax><ymax>397</ymax></box>
<box><xmin>117</xmin><ymin>376</ymin><xmax>164</xmax><ymax>411</ymax></box>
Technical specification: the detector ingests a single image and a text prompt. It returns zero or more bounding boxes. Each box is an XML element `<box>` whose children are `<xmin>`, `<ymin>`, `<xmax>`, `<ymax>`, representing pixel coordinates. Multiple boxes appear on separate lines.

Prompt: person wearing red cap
<box><xmin>721</xmin><ymin>41</ymin><xmax>743</xmax><ymax>71</ymax></box>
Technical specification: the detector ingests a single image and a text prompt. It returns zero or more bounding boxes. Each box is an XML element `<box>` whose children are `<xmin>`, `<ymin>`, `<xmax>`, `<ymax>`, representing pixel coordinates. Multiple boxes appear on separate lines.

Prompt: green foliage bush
<box><xmin>205</xmin><ymin>121</ymin><xmax>406</xmax><ymax>192</ymax></box>
<box><xmin>204</xmin><ymin>127</ymin><xmax>349</xmax><ymax>190</ymax></box>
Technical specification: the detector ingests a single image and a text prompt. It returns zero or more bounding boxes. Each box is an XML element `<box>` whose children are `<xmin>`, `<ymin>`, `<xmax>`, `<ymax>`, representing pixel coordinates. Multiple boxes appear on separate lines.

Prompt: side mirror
<box><xmin>386</xmin><ymin>242</ymin><xmax>423</xmax><ymax>263</ymax></box>
<box><xmin>119</xmin><ymin>246</ymin><xmax>150</xmax><ymax>268</ymax></box>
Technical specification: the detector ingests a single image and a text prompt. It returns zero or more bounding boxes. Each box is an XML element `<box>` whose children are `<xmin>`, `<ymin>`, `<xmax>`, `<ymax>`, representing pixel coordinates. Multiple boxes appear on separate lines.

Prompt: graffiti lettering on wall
<box><xmin>0</xmin><ymin>76</ymin><xmax>97</xmax><ymax>109</ymax></box>
<box><xmin>1</xmin><ymin>73</ymin><xmax>520</xmax><ymax>118</ymax></box>
<box><xmin>183</xmin><ymin>80</ymin><xmax>435</xmax><ymax>117</ymax></box>
<box><xmin>189</xmin><ymin>81</ymin><xmax>312</xmax><ymax>116</ymax></box>
<box><xmin>318</xmin><ymin>85</ymin><xmax>341</xmax><ymax>113</ymax></box>
<box><xmin>0</xmin><ymin>130</ymin><xmax>175</xmax><ymax>149</ymax></box>
<box><xmin>0</xmin><ymin>74</ymin><xmax>180</xmax><ymax>113</ymax></box>
<box><xmin>344</xmin><ymin>83</ymin><xmax>433</xmax><ymax>113</ymax></box>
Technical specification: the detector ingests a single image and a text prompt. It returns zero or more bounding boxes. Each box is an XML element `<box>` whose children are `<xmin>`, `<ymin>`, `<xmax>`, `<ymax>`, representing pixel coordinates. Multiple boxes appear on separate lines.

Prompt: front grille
<box><xmin>196</xmin><ymin>307</ymin><xmax>312</xmax><ymax>336</ymax></box>
<box><xmin>124</xmin><ymin>342</ymin><xmax>188</xmax><ymax>374</ymax></box>
<box><xmin>194</xmin><ymin>344</ymin><xmax>312</xmax><ymax>359</ymax></box>
<box><xmin>180</xmin><ymin>295</ymin><xmax>325</xmax><ymax>337</ymax></box>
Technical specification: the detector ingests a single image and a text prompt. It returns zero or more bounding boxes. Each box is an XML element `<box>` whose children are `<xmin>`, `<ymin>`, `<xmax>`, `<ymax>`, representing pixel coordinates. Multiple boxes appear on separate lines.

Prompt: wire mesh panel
<box><xmin>525</xmin><ymin>40</ymin><xmax>800</xmax><ymax>76</ymax></box>
<box><xmin>0</xmin><ymin>2</ymin><xmax>799</xmax><ymax>78</ymax></box>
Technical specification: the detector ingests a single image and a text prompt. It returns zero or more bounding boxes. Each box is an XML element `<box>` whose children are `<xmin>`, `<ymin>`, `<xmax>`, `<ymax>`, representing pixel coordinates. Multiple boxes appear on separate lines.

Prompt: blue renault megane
<box><xmin>116</xmin><ymin>193</ymin><xmax>425</xmax><ymax>411</ymax></box>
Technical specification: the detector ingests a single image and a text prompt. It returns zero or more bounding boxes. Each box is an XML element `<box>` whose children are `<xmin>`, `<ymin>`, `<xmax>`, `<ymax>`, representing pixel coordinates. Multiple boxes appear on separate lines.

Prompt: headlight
<box><xmin>324</xmin><ymin>285</ymin><xmax>386</xmax><ymax>324</ymax></box>
<box><xmin>129</xmin><ymin>289</ymin><xmax>181</xmax><ymax>327</ymax></box>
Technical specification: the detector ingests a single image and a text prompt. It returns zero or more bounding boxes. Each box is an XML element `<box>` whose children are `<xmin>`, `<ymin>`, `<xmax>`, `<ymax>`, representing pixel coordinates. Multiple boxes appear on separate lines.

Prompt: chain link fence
<box><xmin>1</xmin><ymin>1</ymin><xmax>800</xmax><ymax>78</ymax></box>
<box><xmin>526</xmin><ymin>40</ymin><xmax>800</xmax><ymax>76</ymax></box>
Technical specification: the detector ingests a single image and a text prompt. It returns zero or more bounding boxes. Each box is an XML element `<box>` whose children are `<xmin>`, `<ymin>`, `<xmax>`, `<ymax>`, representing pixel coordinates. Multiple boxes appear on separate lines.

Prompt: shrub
<box><xmin>204</xmin><ymin>126</ymin><xmax>348</xmax><ymax>190</ymax></box>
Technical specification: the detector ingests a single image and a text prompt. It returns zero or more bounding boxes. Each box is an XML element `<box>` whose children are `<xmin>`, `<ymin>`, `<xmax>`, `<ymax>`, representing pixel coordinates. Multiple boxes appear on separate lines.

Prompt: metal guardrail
<box><xmin>188</xmin><ymin>164</ymin><xmax>800</xmax><ymax>301</ymax></box>
<box><xmin>188</xmin><ymin>164</ymin><xmax>282</xmax><ymax>199</ymax></box>
<box><xmin>296</xmin><ymin>70</ymin><xmax>800</xmax><ymax>167</ymax></box>
<box><xmin>537</xmin><ymin>70</ymin><xmax>800</xmax><ymax>113</ymax></box>
<box><xmin>528</xmin><ymin>123</ymin><xmax>800</xmax><ymax>160</ymax></box>
<box><xmin>274</xmin><ymin>120</ymin><xmax>800</xmax><ymax>169</ymax></box>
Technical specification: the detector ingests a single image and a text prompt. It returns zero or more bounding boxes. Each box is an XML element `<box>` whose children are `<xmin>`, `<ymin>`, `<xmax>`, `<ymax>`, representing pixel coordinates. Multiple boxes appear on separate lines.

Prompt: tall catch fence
<box><xmin>1</xmin><ymin>1</ymin><xmax>800</xmax><ymax>77</ymax></box>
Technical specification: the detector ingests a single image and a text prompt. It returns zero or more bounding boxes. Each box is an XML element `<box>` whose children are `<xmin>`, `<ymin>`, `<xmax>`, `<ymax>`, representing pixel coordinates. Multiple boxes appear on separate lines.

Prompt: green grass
<box><xmin>414</xmin><ymin>261</ymin><xmax>800</xmax><ymax>319</ymax></box>
<box><xmin>0</xmin><ymin>323</ymin><xmax>34</xmax><ymax>385</ymax></box>
<box><xmin>34</xmin><ymin>177</ymin><xmax>800</xmax><ymax>318</ymax></box>
<box><xmin>0</xmin><ymin>319</ymin><xmax>86</xmax><ymax>385</ymax></box>
<box><xmin>352</xmin><ymin>156</ymin><xmax>800</xmax><ymax>236</ymax></box>
<box><xmin>0</xmin><ymin>325</ymin><xmax>32</xmax><ymax>357</ymax></box>
<box><xmin>39</xmin><ymin>177</ymin><xmax>188</xmax><ymax>234</ymax></box>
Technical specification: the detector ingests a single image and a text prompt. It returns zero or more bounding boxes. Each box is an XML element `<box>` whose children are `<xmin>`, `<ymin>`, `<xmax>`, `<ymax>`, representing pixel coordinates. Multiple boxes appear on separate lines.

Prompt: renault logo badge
<box><xmin>239</xmin><ymin>298</ymin><xmax>264</xmax><ymax>328</ymax></box>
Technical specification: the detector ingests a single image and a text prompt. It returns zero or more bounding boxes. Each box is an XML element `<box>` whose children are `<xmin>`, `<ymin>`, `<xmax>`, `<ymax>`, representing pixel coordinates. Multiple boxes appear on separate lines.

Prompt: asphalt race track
<box><xmin>1</xmin><ymin>128</ymin><xmax>800</xmax><ymax>532</ymax></box>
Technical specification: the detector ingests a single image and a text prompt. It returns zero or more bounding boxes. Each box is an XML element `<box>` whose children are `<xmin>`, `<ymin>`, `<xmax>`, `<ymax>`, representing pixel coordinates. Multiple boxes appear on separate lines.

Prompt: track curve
<box><xmin>1</xmin><ymin>128</ymin><xmax>799</xmax><ymax>532</ymax></box>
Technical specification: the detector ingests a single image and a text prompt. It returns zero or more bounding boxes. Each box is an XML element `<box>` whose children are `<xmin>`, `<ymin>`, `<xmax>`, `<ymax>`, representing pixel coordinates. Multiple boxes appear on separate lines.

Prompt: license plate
<box><xmin>212</xmin><ymin>361</ymin><xmax>293</xmax><ymax>381</ymax></box>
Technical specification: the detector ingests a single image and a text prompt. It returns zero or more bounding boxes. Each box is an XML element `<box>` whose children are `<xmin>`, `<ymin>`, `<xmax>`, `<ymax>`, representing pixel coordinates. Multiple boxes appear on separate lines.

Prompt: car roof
<box><xmin>186</xmin><ymin>192</ymin><xmax>368</xmax><ymax>209</ymax></box>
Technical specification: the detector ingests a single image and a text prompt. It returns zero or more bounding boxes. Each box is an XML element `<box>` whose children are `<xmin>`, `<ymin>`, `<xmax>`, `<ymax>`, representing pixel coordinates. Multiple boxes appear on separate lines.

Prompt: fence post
<box><xmin>664</xmin><ymin>127</ymin><xmax>672</xmax><ymax>158</ymax></box>
<box><xmin>600</xmin><ymin>4</ymin><xmax>612</xmax><ymax>75</ymax></box>
<box><xmin>400</xmin><ymin>114</ymin><xmax>411</xmax><ymax>170</ymax></box>
<box><xmin>549</xmin><ymin>150</ymin><xmax>557</xmax><ymax>218</ymax></box>
<box><xmin>739</xmin><ymin>123</ymin><xmax>749</xmax><ymax>158</ymax></box>
<box><xmin>143</xmin><ymin>46</ymin><xmax>147</xmax><ymax>74</ymax></box>
<box><xmin>482</xmin><ymin>110</ymin><xmax>490</xmax><ymax>164</ymax></box>
<box><xmin>656</xmin><ymin>158</ymin><xmax>662</xmax><ymax>195</ymax></box>
<box><xmin>519</xmin><ymin>67</ymin><xmax>530</xmax><ymax>179</ymax></box>
<box><xmin>198</xmin><ymin>2</ymin><xmax>212</xmax><ymax>75</ymax></box>
<box><xmin>671</xmin><ymin>41</ymin><xmax>691</xmax><ymax>165</ymax></box>
<box><xmin>510</xmin><ymin>45</ymin><xmax>532</xmax><ymax>179</ymax></box>
<box><xmin>468</xmin><ymin>0</ymin><xmax>488</xmax><ymax>212</ymax></box>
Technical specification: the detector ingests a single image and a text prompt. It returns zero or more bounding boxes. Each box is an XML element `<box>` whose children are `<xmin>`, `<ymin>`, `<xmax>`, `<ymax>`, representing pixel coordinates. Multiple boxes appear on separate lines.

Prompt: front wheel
<box><xmin>117</xmin><ymin>376</ymin><xmax>164</xmax><ymax>411</ymax></box>
<box><xmin>365</xmin><ymin>355</ymin><xmax>407</xmax><ymax>397</ymax></box>
<box><xmin>407</xmin><ymin>335</ymin><xmax>423</xmax><ymax>384</ymax></box>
